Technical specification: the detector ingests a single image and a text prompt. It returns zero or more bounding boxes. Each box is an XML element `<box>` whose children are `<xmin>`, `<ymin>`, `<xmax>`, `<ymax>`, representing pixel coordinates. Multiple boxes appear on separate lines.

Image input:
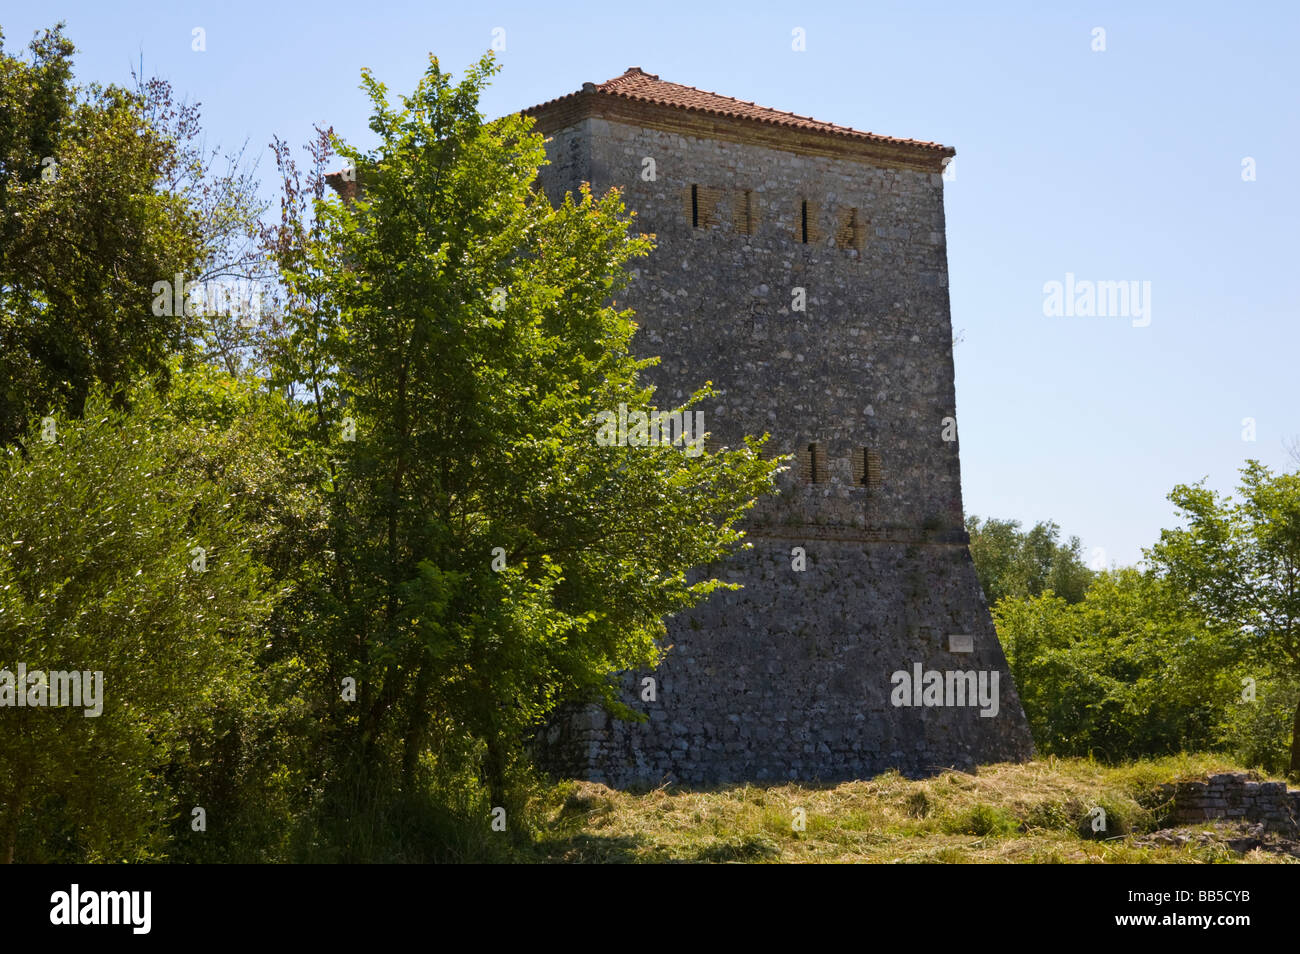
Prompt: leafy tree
<box><xmin>150</xmin><ymin>360</ymin><xmax>330</xmax><ymax>862</ymax></box>
<box><xmin>0</xmin><ymin>385</ymin><xmax>279</xmax><ymax>862</ymax></box>
<box><xmin>1149</xmin><ymin>461</ymin><xmax>1300</xmax><ymax>774</ymax></box>
<box><xmin>269</xmin><ymin>52</ymin><xmax>781</xmax><ymax>831</ymax></box>
<box><xmin>0</xmin><ymin>24</ymin><xmax>207</xmax><ymax>444</ymax></box>
<box><xmin>967</xmin><ymin>515</ymin><xmax>1093</xmax><ymax>606</ymax></box>
<box><xmin>995</xmin><ymin>569</ymin><xmax>1237</xmax><ymax>759</ymax></box>
<box><xmin>1216</xmin><ymin>668</ymin><xmax>1300</xmax><ymax>776</ymax></box>
<box><xmin>134</xmin><ymin>72</ymin><xmax>270</xmax><ymax>376</ymax></box>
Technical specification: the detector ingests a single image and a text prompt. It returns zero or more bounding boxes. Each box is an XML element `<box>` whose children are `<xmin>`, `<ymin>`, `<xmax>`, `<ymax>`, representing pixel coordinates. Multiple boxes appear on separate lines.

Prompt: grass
<box><xmin>511</xmin><ymin>754</ymin><xmax>1299</xmax><ymax>863</ymax></box>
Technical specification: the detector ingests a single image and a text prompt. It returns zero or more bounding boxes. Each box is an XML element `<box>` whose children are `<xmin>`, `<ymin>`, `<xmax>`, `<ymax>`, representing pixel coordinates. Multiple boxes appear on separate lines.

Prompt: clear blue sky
<box><xmin>6</xmin><ymin>1</ymin><xmax>1297</xmax><ymax>567</ymax></box>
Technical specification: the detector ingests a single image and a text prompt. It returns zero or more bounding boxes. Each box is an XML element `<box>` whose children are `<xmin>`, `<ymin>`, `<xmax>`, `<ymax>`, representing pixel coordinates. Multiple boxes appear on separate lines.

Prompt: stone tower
<box><xmin>526</xmin><ymin>68</ymin><xmax>1034</xmax><ymax>786</ymax></box>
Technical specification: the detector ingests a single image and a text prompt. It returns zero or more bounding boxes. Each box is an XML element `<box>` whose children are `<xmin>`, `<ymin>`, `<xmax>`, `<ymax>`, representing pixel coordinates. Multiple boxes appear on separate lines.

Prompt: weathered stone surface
<box><xmin>529</xmin><ymin>87</ymin><xmax>1035</xmax><ymax>786</ymax></box>
<box><xmin>1160</xmin><ymin>775</ymin><xmax>1299</xmax><ymax>835</ymax></box>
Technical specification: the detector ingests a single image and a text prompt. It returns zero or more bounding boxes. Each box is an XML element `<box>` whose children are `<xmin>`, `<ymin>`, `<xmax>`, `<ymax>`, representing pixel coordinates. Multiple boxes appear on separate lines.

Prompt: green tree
<box><xmin>966</xmin><ymin>515</ymin><xmax>1093</xmax><ymax>606</ymax></box>
<box><xmin>135</xmin><ymin>72</ymin><xmax>270</xmax><ymax>377</ymax></box>
<box><xmin>150</xmin><ymin>360</ymin><xmax>330</xmax><ymax>862</ymax></box>
<box><xmin>0</xmin><ymin>385</ymin><xmax>279</xmax><ymax>862</ymax></box>
<box><xmin>0</xmin><ymin>25</ymin><xmax>207</xmax><ymax>444</ymax></box>
<box><xmin>994</xmin><ymin>568</ymin><xmax>1237</xmax><ymax>759</ymax></box>
<box><xmin>1149</xmin><ymin>461</ymin><xmax>1300</xmax><ymax>775</ymax></box>
<box><xmin>269</xmin><ymin>52</ymin><xmax>781</xmax><ymax>835</ymax></box>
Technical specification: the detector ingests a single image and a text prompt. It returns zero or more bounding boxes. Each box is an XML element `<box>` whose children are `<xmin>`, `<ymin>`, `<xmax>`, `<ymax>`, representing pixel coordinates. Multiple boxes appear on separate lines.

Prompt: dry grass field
<box><xmin>516</xmin><ymin>755</ymin><xmax>1300</xmax><ymax>863</ymax></box>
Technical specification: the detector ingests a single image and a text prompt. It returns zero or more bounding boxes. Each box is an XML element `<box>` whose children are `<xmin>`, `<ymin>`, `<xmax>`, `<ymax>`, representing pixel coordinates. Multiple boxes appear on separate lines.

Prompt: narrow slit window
<box><xmin>853</xmin><ymin>448</ymin><xmax>883</xmax><ymax>489</ymax></box>
<box><xmin>736</xmin><ymin>189</ymin><xmax>754</xmax><ymax>235</ymax></box>
<box><xmin>800</xmin><ymin>200</ymin><xmax>809</xmax><ymax>244</ymax></box>
<box><xmin>836</xmin><ymin>207</ymin><xmax>860</xmax><ymax>251</ymax></box>
<box><xmin>801</xmin><ymin>442</ymin><xmax>827</xmax><ymax>484</ymax></box>
<box><xmin>691</xmin><ymin>184</ymin><xmax>699</xmax><ymax>228</ymax></box>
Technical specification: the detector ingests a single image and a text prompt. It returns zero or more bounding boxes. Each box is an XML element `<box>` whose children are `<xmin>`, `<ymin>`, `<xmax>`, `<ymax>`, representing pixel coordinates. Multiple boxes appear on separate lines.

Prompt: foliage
<box><xmin>0</xmin><ymin>25</ymin><xmax>204</xmax><ymax>443</ymax></box>
<box><xmin>0</xmin><ymin>385</ymin><xmax>279</xmax><ymax>861</ymax></box>
<box><xmin>1148</xmin><ymin>461</ymin><xmax>1300</xmax><ymax>774</ymax></box>
<box><xmin>994</xmin><ymin>569</ymin><xmax>1241</xmax><ymax>761</ymax></box>
<box><xmin>966</xmin><ymin>515</ymin><xmax>1093</xmax><ymax>606</ymax></box>
<box><xmin>265</xmin><ymin>51</ymin><xmax>782</xmax><ymax>839</ymax></box>
<box><xmin>134</xmin><ymin>72</ymin><xmax>270</xmax><ymax>376</ymax></box>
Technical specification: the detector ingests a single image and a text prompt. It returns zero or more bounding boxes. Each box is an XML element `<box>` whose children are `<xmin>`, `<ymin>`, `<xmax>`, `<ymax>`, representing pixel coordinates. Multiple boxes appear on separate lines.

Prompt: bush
<box><xmin>942</xmin><ymin>804</ymin><xmax>1019</xmax><ymax>837</ymax></box>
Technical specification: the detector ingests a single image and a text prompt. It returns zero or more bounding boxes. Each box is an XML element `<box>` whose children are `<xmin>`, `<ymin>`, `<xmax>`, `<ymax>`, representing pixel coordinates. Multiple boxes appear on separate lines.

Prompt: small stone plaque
<box><xmin>948</xmin><ymin>633</ymin><xmax>974</xmax><ymax>653</ymax></box>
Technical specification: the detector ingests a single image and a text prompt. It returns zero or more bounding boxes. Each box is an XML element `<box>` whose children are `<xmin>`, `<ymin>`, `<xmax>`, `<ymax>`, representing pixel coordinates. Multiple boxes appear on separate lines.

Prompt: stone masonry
<box><xmin>1161</xmin><ymin>774</ymin><xmax>1300</xmax><ymax>833</ymax></box>
<box><xmin>525</xmin><ymin>69</ymin><xmax>1036</xmax><ymax>786</ymax></box>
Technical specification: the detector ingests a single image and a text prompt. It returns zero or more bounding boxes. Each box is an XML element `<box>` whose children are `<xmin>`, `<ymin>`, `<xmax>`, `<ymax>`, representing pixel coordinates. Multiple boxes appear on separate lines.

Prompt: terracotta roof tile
<box><xmin>524</xmin><ymin>67</ymin><xmax>951</xmax><ymax>154</ymax></box>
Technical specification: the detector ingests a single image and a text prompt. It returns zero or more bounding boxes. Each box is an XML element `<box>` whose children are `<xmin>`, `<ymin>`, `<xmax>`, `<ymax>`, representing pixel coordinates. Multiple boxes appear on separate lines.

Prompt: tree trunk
<box><xmin>485</xmin><ymin>734</ymin><xmax>508</xmax><ymax>820</ymax></box>
<box><xmin>1</xmin><ymin>799</ymin><xmax>19</xmax><ymax>864</ymax></box>
<box><xmin>400</xmin><ymin>663</ymin><xmax>432</xmax><ymax>791</ymax></box>
<box><xmin>1290</xmin><ymin>697</ymin><xmax>1300</xmax><ymax>778</ymax></box>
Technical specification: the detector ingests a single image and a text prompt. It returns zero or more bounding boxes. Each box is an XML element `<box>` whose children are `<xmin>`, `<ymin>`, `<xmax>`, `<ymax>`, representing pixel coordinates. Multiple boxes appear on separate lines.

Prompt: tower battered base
<box><xmin>536</xmin><ymin>534</ymin><xmax>1035</xmax><ymax>787</ymax></box>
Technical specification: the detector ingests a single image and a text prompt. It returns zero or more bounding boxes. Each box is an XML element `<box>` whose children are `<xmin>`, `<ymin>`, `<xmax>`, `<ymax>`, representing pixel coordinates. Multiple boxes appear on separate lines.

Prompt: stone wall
<box><xmin>531</xmin><ymin>110</ymin><xmax>1035</xmax><ymax>787</ymax></box>
<box><xmin>537</xmin><ymin>116</ymin><xmax>963</xmax><ymax>534</ymax></box>
<box><xmin>537</xmin><ymin>537</ymin><xmax>1034</xmax><ymax>787</ymax></box>
<box><xmin>1161</xmin><ymin>773</ymin><xmax>1300</xmax><ymax>833</ymax></box>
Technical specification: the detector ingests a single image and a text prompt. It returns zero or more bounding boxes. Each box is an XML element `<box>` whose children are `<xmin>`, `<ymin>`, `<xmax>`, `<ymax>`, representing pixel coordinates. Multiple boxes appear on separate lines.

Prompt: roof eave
<box><xmin>522</xmin><ymin>90</ymin><xmax>954</xmax><ymax>174</ymax></box>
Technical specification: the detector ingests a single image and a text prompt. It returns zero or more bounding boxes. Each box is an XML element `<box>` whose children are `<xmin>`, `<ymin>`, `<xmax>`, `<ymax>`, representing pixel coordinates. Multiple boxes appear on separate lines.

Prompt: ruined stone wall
<box><xmin>1162</xmin><ymin>774</ymin><xmax>1300</xmax><ymax>833</ymax></box>
<box><xmin>533</xmin><ymin>114</ymin><xmax>1035</xmax><ymax>787</ymax></box>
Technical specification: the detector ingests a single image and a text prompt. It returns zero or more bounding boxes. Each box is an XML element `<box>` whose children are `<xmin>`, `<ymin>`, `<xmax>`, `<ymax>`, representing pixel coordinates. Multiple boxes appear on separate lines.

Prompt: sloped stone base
<box><xmin>536</xmin><ymin>535</ymin><xmax>1035</xmax><ymax>787</ymax></box>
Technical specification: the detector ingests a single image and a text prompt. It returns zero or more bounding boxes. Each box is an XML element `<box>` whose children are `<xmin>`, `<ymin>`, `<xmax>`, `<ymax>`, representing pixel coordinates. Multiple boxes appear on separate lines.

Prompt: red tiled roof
<box><xmin>524</xmin><ymin>67</ymin><xmax>951</xmax><ymax>154</ymax></box>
